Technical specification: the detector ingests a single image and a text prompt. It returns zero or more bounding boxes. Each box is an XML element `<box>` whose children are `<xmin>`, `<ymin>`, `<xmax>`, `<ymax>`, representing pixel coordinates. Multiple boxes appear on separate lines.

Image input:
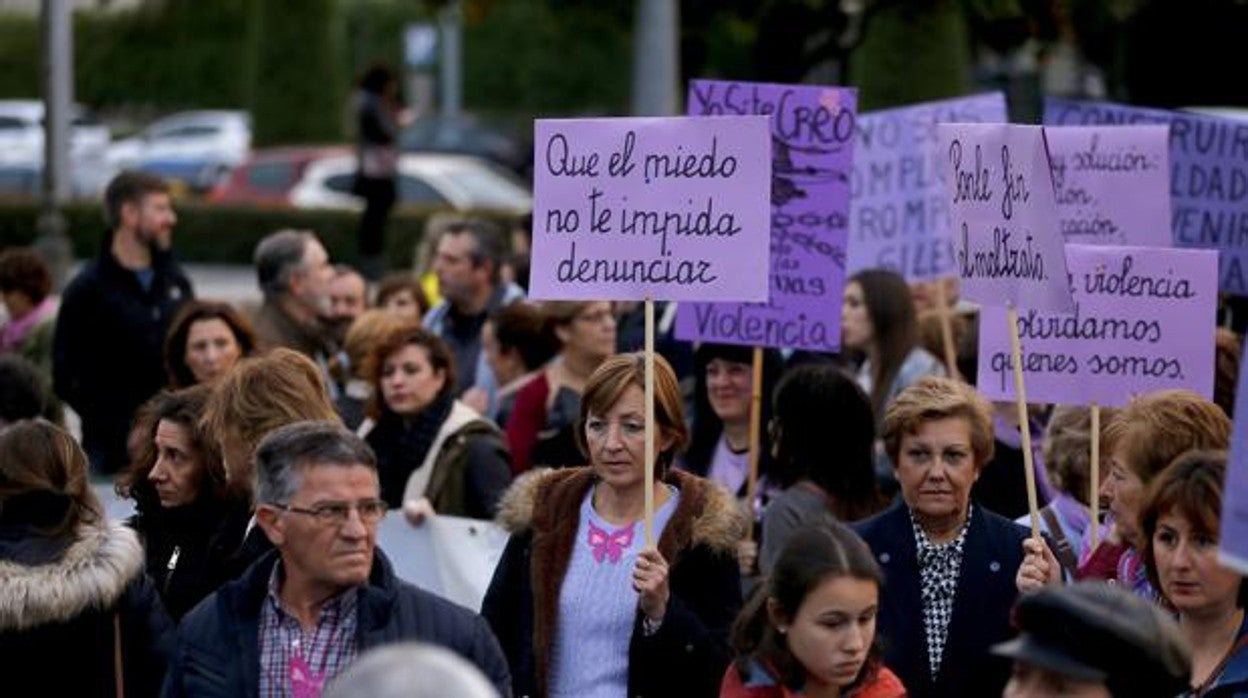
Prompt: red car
<box><xmin>206</xmin><ymin>145</ymin><xmax>348</xmax><ymax>206</ymax></box>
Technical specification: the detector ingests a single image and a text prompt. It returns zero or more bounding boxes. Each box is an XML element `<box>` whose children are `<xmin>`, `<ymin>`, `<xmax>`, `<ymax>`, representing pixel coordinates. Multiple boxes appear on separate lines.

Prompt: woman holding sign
<box><xmin>1019</xmin><ymin>391</ymin><xmax>1230</xmax><ymax>598</ymax></box>
<box><xmin>853</xmin><ymin>377</ymin><xmax>1030</xmax><ymax>697</ymax></box>
<box><xmin>483</xmin><ymin>353</ymin><xmax>744</xmax><ymax>698</ymax></box>
<box><xmin>1140</xmin><ymin>451</ymin><xmax>1248</xmax><ymax>698</ymax></box>
<box><xmin>722</xmin><ymin>523</ymin><xmax>906</xmax><ymax>698</ymax></box>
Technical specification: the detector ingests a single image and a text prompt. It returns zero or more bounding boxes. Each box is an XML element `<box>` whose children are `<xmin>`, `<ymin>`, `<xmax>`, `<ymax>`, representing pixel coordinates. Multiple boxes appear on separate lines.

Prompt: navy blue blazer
<box><xmin>854</xmin><ymin>499</ymin><xmax>1030</xmax><ymax>698</ymax></box>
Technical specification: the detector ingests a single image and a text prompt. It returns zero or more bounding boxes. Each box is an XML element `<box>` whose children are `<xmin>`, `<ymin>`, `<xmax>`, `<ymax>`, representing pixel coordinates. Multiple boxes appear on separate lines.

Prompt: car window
<box><xmin>0</xmin><ymin>116</ymin><xmax>29</xmax><ymax>132</ymax></box>
<box><xmin>397</xmin><ymin>174</ymin><xmax>450</xmax><ymax>205</ymax></box>
<box><xmin>325</xmin><ymin>173</ymin><xmax>356</xmax><ymax>194</ymax></box>
<box><xmin>151</xmin><ymin>125</ymin><xmax>220</xmax><ymax>140</ymax></box>
<box><xmin>439</xmin><ymin>167</ymin><xmax>530</xmax><ymax>209</ymax></box>
<box><xmin>245</xmin><ymin>162</ymin><xmax>295</xmax><ymax>192</ymax></box>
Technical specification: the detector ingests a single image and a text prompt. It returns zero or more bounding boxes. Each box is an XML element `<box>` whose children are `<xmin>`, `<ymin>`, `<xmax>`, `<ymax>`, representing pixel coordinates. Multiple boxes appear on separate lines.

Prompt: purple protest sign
<box><xmin>939</xmin><ymin>123</ymin><xmax>1074</xmax><ymax>312</ymax></box>
<box><xmin>1220</xmin><ymin>355</ymin><xmax>1248</xmax><ymax>574</ymax></box>
<box><xmin>977</xmin><ymin>244</ymin><xmax>1217</xmax><ymax>406</ymax></box>
<box><xmin>847</xmin><ymin>92</ymin><xmax>1007</xmax><ymax>280</ymax></box>
<box><xmin>675</xmin><ymin>80</ymin><xmax>856</xmax><ymax>351</ymax></box>
<box><xmin>1045</xmin><ymin>125</ymin><xmax>1171</xmax><ymax>247</ymax></box>
<box><xmin>1046</xmin><ymin>98</ymin><xmax>1248</xmax><ymax>295</ymax></box>
<box><xmin>528</xmin><ymin>116</ymin><xmax>771</xmax><ymax>301</ymax></box>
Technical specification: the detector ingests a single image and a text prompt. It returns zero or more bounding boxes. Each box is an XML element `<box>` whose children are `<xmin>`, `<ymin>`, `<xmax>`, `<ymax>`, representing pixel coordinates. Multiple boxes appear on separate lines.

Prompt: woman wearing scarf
<box><xmin>360</xmin><ymin>322</ymin><xmax>512</xmax><ymax>519</ymax></box>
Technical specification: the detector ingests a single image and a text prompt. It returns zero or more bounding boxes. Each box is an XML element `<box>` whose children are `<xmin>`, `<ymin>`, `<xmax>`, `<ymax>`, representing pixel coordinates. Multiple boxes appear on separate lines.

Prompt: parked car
<box><xmin>0</xmin><ymin>99</ymin><xmax>112</xmax><ymax>197</ymax></box>
<box><xmin>206</xmin><ymin>145</ymin><xmax>345</xmax><ymax>206</ymax></box>
<box><xmin>107</xmin><ymin>110</ymin><xmax>251</xmax><ymax>191</ymax></box>
<box><xmin>211</xmin><ymin>147</ymin><xmax>532</xmax><ymax>214</ymax></box>
<box><xmin>400</xmin><ymin>116</ymin><xmax>532</xmax><ymax>180</ymax></box>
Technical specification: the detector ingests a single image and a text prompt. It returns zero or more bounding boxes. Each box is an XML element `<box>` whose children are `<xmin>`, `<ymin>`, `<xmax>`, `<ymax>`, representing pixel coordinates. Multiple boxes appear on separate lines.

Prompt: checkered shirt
<box><xmin>910</xmin><ymin>505</ymin><xmax>972</xmax><ymax>680</ymax></box>
<box><xmin>258</xmin><ymin>563</ymin><xmax>360</xmax><ymax>698</ymax></box>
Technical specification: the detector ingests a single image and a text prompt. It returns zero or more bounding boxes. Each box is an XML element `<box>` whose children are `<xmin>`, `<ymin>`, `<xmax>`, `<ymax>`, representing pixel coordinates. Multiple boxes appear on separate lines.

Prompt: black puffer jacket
<box><xmin>0</xmin><ymin>517</ymin><xmax>174</xmax><ymax>697</ymax></box>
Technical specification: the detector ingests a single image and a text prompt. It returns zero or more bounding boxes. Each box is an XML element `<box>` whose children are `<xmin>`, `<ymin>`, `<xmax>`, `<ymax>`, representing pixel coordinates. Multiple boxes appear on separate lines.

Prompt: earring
<box><xmin>777</xmin><ymin>626</ymin><xmax>788</xmax><ymax>634</ymax></box>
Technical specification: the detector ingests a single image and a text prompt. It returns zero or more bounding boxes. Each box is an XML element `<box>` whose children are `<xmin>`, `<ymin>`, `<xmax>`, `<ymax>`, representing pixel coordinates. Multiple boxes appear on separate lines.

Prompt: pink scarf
<box><xmin>1</xmin><ymin>298</ymin><xmax>54</xmax><ymax>353</ymax></box>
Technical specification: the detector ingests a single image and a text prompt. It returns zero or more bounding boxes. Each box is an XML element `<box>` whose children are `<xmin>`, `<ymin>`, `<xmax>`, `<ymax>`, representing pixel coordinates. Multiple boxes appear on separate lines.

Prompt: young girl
<box><xmin>724</xmin><ymin>523</ymin><xmax>905</xmax><ymax>697</ymax></box>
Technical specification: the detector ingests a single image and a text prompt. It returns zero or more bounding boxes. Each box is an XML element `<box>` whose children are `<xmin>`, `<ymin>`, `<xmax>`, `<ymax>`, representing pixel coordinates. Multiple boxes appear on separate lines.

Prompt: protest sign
<box><xmin>1046</xmin><ymin>98</ymin><xmax>1248</xmax><ymax>295</ymax></box>
<box><xmin>1221</xmin><ymin>356</ymin><xmax>1248</xmax><ymax>574</ymax></box>
<box><xmin>847</xmin><ymin>92</ymin><xmax>1007</xmax><ymax>280</ymax></box>
<box><xmin>675</xmin><ymin>80</ymin><xmax>857</xmax><ymax>351</ymax></box>
<box><xmin>939</xmin><ymin>122</ymin><xmax>1074</xmax><ymax>313</ymax></box>
<box><xmin>529</xmin><ymin>115</ymin><xmax>771</xmax><ymax>301</ymax></box>
<box><xmin>978</xmin><ymin>244</ymin><xmax>1217</xmax><ymax>405</ymax></box>
<box><xmin>1044</xmin><ymin>125</ymin><xmax>1172</xmax><ymax>247</ymax></box>
<box><xmin>379</xmin><ymin>515</ymin><xmax>508</xmax><ymax>612</ymax></box>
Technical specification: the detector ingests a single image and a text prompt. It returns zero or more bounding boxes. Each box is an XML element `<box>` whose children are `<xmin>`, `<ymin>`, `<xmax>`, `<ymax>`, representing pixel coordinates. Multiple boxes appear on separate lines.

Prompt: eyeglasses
<box><xmin>273</xmin><ymin>499</ymin><xmax>388</xmax><ymax>526</ymax></box>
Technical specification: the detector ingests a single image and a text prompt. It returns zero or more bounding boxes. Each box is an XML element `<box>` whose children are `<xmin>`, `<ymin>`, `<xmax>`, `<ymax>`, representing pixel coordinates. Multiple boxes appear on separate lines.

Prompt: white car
<box><xmin>289</xmin><ymin>152</ymin><xmax>532</xmax><ymax>213</ymax></box>
<box><xmin>107</xmin><ymin>110</ymin><xmax>251</xmax><ymax>190</ymax></box>
<box><xmin>0</xmin><ymin>99</ymin><xmax>112</xmax><ymax>196</ymax></box>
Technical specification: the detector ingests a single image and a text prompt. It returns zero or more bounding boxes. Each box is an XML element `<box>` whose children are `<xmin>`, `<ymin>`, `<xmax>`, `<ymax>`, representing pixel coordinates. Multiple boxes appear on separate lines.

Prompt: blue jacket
<box><xmin>423</xmin><ymin>281</ymin><xmax>525</xmax><ymax>410</ymax></box>
<box><xmin>854</xmin><ymin>499</ymin><xmax>1029</xmax><ymax>698</ymax></box>
<box><xmin>161</xmin><ymin>548</ymin><xmax>510</xmax><ymax>697</ymax></box>
<box><xmin>1185</xmin><ymin>614</ymin><xmax>1248</xmax><ymax>697</ymax></box>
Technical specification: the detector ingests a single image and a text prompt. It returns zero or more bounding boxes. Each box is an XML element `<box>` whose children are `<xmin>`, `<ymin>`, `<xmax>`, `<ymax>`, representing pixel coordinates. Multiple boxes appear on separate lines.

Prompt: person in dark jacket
<box><xmin>162</xmin><ymin>420</ymin><xmax>509</xmax><ymax>698</ymax></box>
<box><xmin>352</xmin><ymin>63</ymin><xmax>410</xmax><ymax>281</ymax></box>
<box><xmin>853</xmin><ymin>376</ymin><xmax>1035</xmax><ymax>698</ymax></box>
<box><xmin>117</xmin><ymin>385</ymin><xmax>252</xmax><ymax>620</ymax></box>
<box><xmin>0</xmin><ymin>420</ymin><xmax>173</xmax><ymax>697</ymax></box>
<box><xmin>360</xmin><ymin>323</ymin><xmax>511</xmax><ymax>519</ymax></box>
<box><xmin>482</xmin><ymin>353</ymin><xmax>745</xmax><ymax>698</ymax></box>
<box><xmin>53</xmin><ymin>171</ymin><xmax>193</xmax><ymax>474</ymax></box>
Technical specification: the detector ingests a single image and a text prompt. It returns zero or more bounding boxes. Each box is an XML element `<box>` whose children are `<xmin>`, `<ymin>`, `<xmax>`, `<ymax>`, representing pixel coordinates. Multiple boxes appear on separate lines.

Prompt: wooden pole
<box><xmin>644</xmin><ymin>297</ymin><xmax>656</xmax><ymax>546</ymax></box>
<box><xmin>744</xmin><ymin>346</ymin><xmax>764</xmax><ymax>542</ymax></box>
<box><xmin>1006</xmin><ymin>306</ymin><xmax>1041</xmax><ymax>538</ymax></box>
<box><xmin>1090</xmin><ymin>402</ymin><xmax>1101</xmax><ymax>550</ymax></box>
<box><xmin>934</xmin><ymin>279</ymin><xmax>960</xmax><ymax>380</ymax></box>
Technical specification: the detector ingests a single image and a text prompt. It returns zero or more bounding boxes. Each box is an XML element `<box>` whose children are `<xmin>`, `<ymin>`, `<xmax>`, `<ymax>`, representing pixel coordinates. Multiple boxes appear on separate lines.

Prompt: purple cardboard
<box><xmin>1220</xmin><ymin>355</ymin><xmax>1248</xmax><ymax>574</ymax></box>
<box><xmin>675</xmin><ymin>79</ymin><xmax>857</xmax><ymax>351</ymax></box>
<box><xmin>529</xmin><ymin>115</ymin><xmax>771</xmax><ymax>301</ymax></box>
<box><xmin>847</xmin><ymin>92</ymin><xmax>1008</xmax><ymax>280</ymax></box>
<box><xmin>1046</xmin><ymin>98</ymin><xmax>1248</xmax><ymax>295</ymax></box>
<box><xmin>1045</xmin><ymin>125</ymin><xmax>1172</xmax><ymax>247</ymax></box>
<box><xmin>939</xmin><ymin>122</ymin><xmax>1075</xmax><ymax>313</ymax></box>
<box><xmin>977</xmin><ymin>244</ymin><xmax>1217</xmax><ymax>406</ymax></box>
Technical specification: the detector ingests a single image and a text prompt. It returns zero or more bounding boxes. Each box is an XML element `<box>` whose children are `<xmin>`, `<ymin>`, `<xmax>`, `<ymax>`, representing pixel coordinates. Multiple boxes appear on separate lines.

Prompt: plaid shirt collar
<box><xmin>264</xmin><ymin>561</ymin><xmax>360</xmax><ymax>621</ymax></box>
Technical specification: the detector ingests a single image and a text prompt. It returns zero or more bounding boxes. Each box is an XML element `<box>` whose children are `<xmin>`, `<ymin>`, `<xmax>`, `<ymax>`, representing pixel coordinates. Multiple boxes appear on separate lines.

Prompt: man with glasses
<box><xmin>162</xmin><ymin>420</ymin><xmax>510</xmax><ymax>697</ymax></box>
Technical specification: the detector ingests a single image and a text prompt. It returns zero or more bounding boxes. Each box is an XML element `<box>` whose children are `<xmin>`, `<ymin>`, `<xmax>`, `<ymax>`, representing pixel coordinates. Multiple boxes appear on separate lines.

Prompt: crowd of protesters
<box><xmin>0</xmin><ymin>169</ymin><xmax>1244</xmax><ymax>697</ymax></box>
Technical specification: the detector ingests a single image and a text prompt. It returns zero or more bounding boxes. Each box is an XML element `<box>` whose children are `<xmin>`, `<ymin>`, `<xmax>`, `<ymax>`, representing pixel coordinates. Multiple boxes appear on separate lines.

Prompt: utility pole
<box><xmin>632</xmin><ymin>0</ymin><xmax>680</xmax><ymax>116</ymax></box>
<box><xmin>438</xmin><ymin>0</ymin><xmax>462</xmax><ymax>121</ymax></box>
<box><xmin>37</xmin><ymin>0</ymin><xmax>74</xmax><ymax>289</ymax></box>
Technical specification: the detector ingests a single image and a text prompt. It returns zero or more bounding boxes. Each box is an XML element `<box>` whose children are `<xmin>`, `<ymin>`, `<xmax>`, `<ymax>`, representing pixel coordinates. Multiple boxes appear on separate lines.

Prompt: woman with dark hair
<box><xmin>1141</xmin><ymin>451</ymin><xmax>1248</xmax><ymax>697</ymax></box>
<box><xmin>353</xmin><ymin>62</ymin><xmax>412</xmax><ymax>280</ymax></box>
<box><xmin>482</xmin><ymin>301</ymin><xmax>558</xmax><ymax>427</ymax></box>
<box><xmin>0</xmin><ymin>420</ymin><xmax>172</xmax><ymax>696</ymax></box>
<box><xmin>483</xmin><ymin>353</ymin><xmax>744</xmax><ymax>698</ymax></box>
<box><xmin>163</xmin><ymin>299</ymin><xmax>257</xmax><ymax>387</ymax></box>
<box><xmin>117</xmin><ymin>385</ymin><xmax>251</xmax><ymax>619</ymax></box>
<box><xmin>758</xmin><ymin>363</ymin><xmax>884</xmax><ymax>575</ymax></box>
<box><xmin>361</xmin><ymin>322</ymin><xmax>512</xmax><ymax>518</ymax></box>
<box><xmin>683</xmin><ymin>343</ymin><xmax>782</xmax><ymax>498</ymax></box>
<box><xmin>724</xmin><ymin>523</ymin><xmax>905</xmax><ymax>697</ymax></box>
<box><xmin>0</xmin><ymin>247</ymin><xmax>57</xmax><ymax>374</ymax></box>
<box><xmin>842</xmin><ymin>269</ymin><xmax>944</xmax><ymax>424</ymax></box>
<box><xmin>506</xmin><ymin>300</ymin><xmax>616</xmax><ymax>473</ymax></box>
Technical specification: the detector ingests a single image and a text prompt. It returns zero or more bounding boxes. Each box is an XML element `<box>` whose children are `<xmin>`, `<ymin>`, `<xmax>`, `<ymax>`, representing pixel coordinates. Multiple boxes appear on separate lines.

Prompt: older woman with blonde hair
<box><xmin>483</xmin><ymin>352</ymin><xmax>744</xmax><ymax>698</ymax></box>
<box><xmin>854</xmin><ymin>376</ymin><xmax>1033</xmax><ymax>697</ymax></box>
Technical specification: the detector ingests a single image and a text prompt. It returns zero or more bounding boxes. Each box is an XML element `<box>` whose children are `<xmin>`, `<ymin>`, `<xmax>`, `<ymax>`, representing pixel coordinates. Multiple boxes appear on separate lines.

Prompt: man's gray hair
<box><xmin>254</xmin><ymin>420</ymin><xmax>376</xmax><ymax>504</ymax></box>
<box><xmin>439</xmin><ymin>219</ymin><xmax>506</xmax><ymax>283</ymax></box>
<box><xmin>324</xmin><ymin>643</ymin><xmax>499</xmax><ymax>698</ymax></box>
<box><xmin>255</xmin><ymin>229</ymin><xmax>317</xmax><ymax>300</ymax></box>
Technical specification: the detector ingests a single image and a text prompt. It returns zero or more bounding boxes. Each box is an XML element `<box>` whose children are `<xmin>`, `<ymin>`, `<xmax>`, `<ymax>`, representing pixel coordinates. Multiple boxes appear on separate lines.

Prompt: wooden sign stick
<box><xmin>934</xmin><ymin>279</ymin><xmax>960</xmax><ymax>380</ymax></box>
<box><xmin>644</xmin><ymin>297</ymin><xmax>656</xmax><ymax>546</ymax></box>
<box><xmin>1090</xmin><ymin>402</ymin><xmax>1101</xmax><ymax>550</ymax></box>
<box><xmin>744</xmin><ymin>346</ymin><xmax>764</xmax><ymax>542</ymax></box>
<box><xmin>1007</xmin><ymin>306</ymin><xmax>1041</xmax><ymax>538</ymax></box>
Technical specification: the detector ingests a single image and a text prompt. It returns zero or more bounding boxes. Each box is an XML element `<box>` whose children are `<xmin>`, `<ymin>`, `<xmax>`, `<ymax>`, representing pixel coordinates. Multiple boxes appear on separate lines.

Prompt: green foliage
<box><xmin>848</xmin><ymin>1</ymin><xmax>972</xmax><ymax>111</ymax></box>
<box><xmin>0</xmin><ymin>201</ymin><xmax>514</xmax><ymax>268</ymax></box>
<box><xmin>0</xmin><ymin>14</ymin><xmax>40</xmax><ymax>98</ymax></box>
<box><xmin>246</xmin><ymin>0</ymin><xmax>349</xmax><ymax>146</ymax></box>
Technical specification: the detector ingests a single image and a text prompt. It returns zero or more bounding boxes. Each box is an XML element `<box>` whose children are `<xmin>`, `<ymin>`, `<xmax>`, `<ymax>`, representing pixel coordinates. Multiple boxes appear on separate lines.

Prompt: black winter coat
<box><xmin>52</xmin><ymin>239</ymin><xmax>193</xmax><ymax>472</ymax></box>
<box><xmin>128</xmin><ymin>489</ymin><xmax>252</xmax><ymax>620</ymax></box>
<box><xmin>482</xmin><ymin>467</ymin><xmax>745</xmax><ymax>698</ymax></box>
<box><xmin>162</xmin><ymin>548</ymin><xmax>511</xmax><ymax>698</ymax></box>
<box><xmin>854</xmin><ymin>500</ymin><xmax>1030</xmax><ymax>698</ymax></box>
<box><xmin>0</xmin><ymin>519</ymin><xmax>174</xmax><ymax>698</ymax></box>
